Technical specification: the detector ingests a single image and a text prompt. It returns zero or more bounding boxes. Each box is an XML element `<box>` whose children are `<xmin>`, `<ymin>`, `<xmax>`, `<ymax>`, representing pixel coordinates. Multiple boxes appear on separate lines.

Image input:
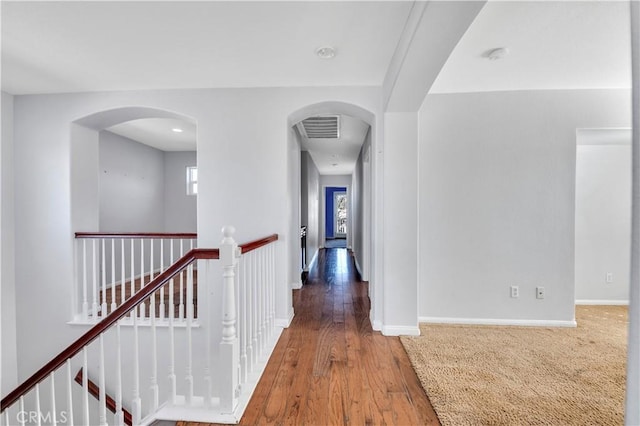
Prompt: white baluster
<box><xmin>185</xmin><ymin>263</ymin><xmax>194</xmax><ymax>404</ymax></box>
<box><xmin>115</xmin><ymin>323</ymin><xmax>123</xmax><ymax>426</ymax></box>
<box><xmin>111</xmin><ymin>239</ymin><xmax>117</xmax><ymax>313</ymax></box>
<box><xmin>82</xmin><ymin>348</ymin><xmax>89</xmax><ymax>426</ymax></box>
<box><xmin>159</xmin><ymin>240</ymin><xmax>165</xmax><ymax>321</ymax></box>
<box><xmin>35</xmin><ymin>384</ymin><xmax>41</xmax><ymax>426</ymax></box>
<box><xmin>204</xmin><ymin>260</ymin><xmax>212</xmax><ymax>407</ymax></box>
<box><xmin>66</xmin><ymin>360</ymin><xmax>74</xmax><ymax>426</ymax></box>
<box><xmin>74</xmin><ymin>240</ymin><xmax>79</xmax><ymax>322</ymax></box>
<box><xmin>169</xmin><ymin>274</ymin><xmax>176</xmax><ymax>404</ymax></box>
<box><xmin>168</xmin><ymin>242</ymin><xmax>176</xmax><ymax>404</ymax></box>
<box><xmin>130</xmin><ymin>239</ymin><xmax>135</xmax><ymax>320</ymax></box>
<box><xmin>179</xmin><ymin>240</ymin><xmax>185</xmax><ymax>321</ymax></box>
<box><xmin>220</xmin><ymin>226</ymin><xmax>239</xmax><ymax>413</ymax></box>
<box><xmin>4</xmin><ymin>408</ymin><xmax>9</xmax><ymax>426</ymax></box>
<box><xmin>92</xmin><ymin>239</ymin><xmax>98</xmax><ymax>320</ymax></box>
<box><xmin>121</xmin><ymin>239</ymin><xmax>126</xmax><ymax>307</ymax></box>
<box><xmin>132</xmin><ymin>309</ymin><xmax>141</xmax><ymax>425</ymax></box>
<box><xmin>50</xmin><ymin>373</ymin><xmax>57</xmax><ymax>426</ymax></box>
<box><xmin>101</xmin><ymin>239</ymin><xmax>107</xmax><ymax>317</ymax></box>
<box><xmin>251</xmin><ymin>251</ymin><xmax>258</xmax><ymax>368</ymax></box>
<box><xmin>267</xmin><ymin>245</ymin><xmax>273</xmax><ymax>338</ymax></box>
<box><xmin>245</xmin><ymin>252</ymin><xmax>254</xmax><ymax>372</ymax></box>
<box><xmin>270</xmin><ymin>244</ymin><xmax>276</xmax><ymax>337</ymax></box>
<box><xmin>99</xmin><ymin>334</ymin><xmax>107</xmax><ymax>426</ymax></box>
<box><xmin>262</xmin><ymin>248</ymin><xmax>268</xmax><ymax>351</ymax></box>
<box><xmin>258</xmin><ymin>249</ymin><xmax>264</xmax><ymax>354</ymax></box>
<box><xmin>19</xmin><ymin>396</ymin><xmax>25</xmax><ymax>426</ymax></box>
<box><xmin>150</xmin><ymin>283</ymin><xmax>159</xmax><ymax>411</ymax></box>
<box><xmin>140</xmin><ymin>239</ymin><xmax>146</xmax><ymax>319</ymax></box>
<box><xmin>82</xmin><ymin>240</ymin><xmax>88</xmax><ymax>320</ymax></box>
<box><xmin>262</xmin><ymin>247</ymin><xmax>267</xmax><ymax>339</ymax></box>
<box><xmin>264</xmin><ymin>247</ymin><xmax>270</xmax><ymax>341</ymax></box>
<box><xmin>239</xmin><ymin>254</ymin><xmax>248</xmax><ymax>383</ymax></box>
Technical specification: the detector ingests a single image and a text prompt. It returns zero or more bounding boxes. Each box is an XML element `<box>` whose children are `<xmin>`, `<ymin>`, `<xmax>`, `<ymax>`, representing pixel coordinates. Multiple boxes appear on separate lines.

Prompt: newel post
<box><xmin>220</xmin><ymin>226</ymin><xmax>240</xmax><ymax>413</ymax></box>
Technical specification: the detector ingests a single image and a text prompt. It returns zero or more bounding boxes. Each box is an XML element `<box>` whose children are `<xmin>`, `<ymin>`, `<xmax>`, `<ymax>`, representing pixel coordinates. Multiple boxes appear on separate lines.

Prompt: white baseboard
<box><xmin>382</xmin><ymin>325</ymin><xmax>421</xmax><ymax>336</ymax></box>
<box><xmin>291</xmin><ymin>281</ymin><xmax>302</xmax><ymax>290</ymax></box>
<box><xmin>371</xmin><ymin>319</ymin><xmax>382</xmax><ymax>331</ymax></box>
<box><xmin>275</xmin><ymin>308</ymin><xmax>295</xmax><ymax>328</ymax></box>
<box><xmin>575</xmin><ymin>299</ymin><xmax>629</xmax><ymax>306</ymax></box>
<box><xmin>419</xmin><ymin>316</ymin><xmax>577</xmax><ymax>328</ymax></box>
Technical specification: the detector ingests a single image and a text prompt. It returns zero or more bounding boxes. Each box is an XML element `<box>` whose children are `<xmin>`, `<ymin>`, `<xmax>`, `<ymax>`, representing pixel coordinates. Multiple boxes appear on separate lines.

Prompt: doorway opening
<box><xmin>326</xmin><ymin>186</ymin><xmax>348</xmax><ymax>240</ymax></box>
<box><xmin>574</xmin><ymin>128</ymin><xmax>631</xmax><ymax>306</ymax></box>
<box><xmin>287</xmin><ymin>101</ymin><xmax>379</xmax><ymax>328</ymax></box>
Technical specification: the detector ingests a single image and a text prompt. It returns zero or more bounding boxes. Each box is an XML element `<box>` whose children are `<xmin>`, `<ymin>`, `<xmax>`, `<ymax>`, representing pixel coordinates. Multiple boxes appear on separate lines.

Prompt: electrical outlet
<box><xmin>536</xmin><ymin>286</ymin><xmax>545</xmax><ymax>299</ymax></box>
<box><xmin>510</xmin><ymin>285</ymin><xmax>519</xmax><ymax>298</ymax></box>
<box><xmin>606</xmin><ymin>273</ymin><xmax>613</xmax><ymax>283</ymax></box>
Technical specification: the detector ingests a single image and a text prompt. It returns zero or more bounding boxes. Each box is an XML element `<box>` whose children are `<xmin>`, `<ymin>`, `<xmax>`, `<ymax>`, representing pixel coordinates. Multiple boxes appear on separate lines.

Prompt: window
<box><xmin>186</xmin><ymin>166</ymin><xmax>198</xmax><ymax>195</ymax></box>
<box><xmin>335</xmin><ymin>192</ymin><xmax>347</xmax><ymax>236</ymax></box>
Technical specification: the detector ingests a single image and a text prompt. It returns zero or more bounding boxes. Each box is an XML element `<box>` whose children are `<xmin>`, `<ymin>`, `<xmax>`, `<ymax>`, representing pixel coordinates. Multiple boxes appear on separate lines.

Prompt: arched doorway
<box><xmin>287</xmin><ymin>102</ymin><xmax>380</xmax><ymax>328</ymax></box>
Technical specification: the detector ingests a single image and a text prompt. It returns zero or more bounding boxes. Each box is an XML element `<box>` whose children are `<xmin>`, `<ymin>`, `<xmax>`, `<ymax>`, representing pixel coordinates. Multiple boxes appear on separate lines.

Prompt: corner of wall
<box><xmin>1</xmin><ymin>90</ymin><xmax>18</xmax><ymax>394</ymax></box>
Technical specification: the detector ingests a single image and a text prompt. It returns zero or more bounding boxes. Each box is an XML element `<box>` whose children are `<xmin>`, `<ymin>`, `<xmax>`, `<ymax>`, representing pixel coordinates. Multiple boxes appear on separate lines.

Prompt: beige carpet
<box><xmin>401</xmin><ymin>306</ymin><xmax>627</xmax><ymax>425</ymax></box>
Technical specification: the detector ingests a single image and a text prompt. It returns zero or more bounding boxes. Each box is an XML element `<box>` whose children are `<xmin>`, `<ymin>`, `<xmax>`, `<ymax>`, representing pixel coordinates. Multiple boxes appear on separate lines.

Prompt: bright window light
<box><xmin>186</xmin><ymin>166</ymin><xmax>198</xmax><ymax>195</ymax></box>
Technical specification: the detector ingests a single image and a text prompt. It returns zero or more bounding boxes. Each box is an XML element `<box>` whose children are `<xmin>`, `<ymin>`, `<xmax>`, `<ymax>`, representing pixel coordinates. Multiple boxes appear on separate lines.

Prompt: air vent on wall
<box><xmin>297</xmin><ymin>115</ymin><xmax>340</xmax><ymax>139</ymax></box>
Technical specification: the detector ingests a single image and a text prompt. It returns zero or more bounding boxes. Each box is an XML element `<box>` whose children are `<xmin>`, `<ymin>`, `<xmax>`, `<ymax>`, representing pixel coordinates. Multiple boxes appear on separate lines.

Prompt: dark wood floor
<box><xmin>181</xmin><ymin>248</ymin><xmax>440</xmax><ymax>425</ymax></box>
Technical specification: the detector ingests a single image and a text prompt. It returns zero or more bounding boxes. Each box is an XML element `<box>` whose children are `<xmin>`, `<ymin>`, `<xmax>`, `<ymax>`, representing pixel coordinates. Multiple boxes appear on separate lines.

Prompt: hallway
<box><xmin>185</xmin><ymin>248</ymin><xmax>440</xmax><ymax>425</ymax></box>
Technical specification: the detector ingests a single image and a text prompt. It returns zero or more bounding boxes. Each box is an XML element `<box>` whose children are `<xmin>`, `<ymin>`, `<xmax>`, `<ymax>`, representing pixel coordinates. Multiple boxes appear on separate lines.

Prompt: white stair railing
<box><xmin>2</xmin><ymin>227</ymin><xmax>281</xmax><ymax>425</ymax></box>
<box><xmin>73</xmin><ymin>233</ymin><xmax>197</xmax><ymax>322</ymax></box>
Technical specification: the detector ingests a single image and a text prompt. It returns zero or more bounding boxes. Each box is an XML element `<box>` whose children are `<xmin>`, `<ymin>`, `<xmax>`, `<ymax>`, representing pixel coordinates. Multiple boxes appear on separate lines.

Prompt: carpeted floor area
<box><xmin>401</xmin><ymin>305</ymin><xmax>627</xmax><ymax>425</ymax></box>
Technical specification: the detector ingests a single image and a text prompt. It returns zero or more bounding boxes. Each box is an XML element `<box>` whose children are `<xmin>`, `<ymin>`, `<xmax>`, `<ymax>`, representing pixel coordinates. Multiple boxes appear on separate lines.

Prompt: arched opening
<box><xmin>286</xmin><ymin>101</ymin><xmax>377</xmax><ymax>324</ymax></box>
<box><xmin>70</xmin><ymin>106</ymin><xmax>198</xmax><ymax>319</ymax></box>
<box><xmin>71</xmin><ymin>106</ymin><xmax>197</xmax><ymax>234</ymax></box>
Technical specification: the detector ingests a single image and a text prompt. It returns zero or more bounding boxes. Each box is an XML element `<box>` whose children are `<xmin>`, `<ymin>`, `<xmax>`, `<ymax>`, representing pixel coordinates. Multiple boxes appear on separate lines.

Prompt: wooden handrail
<box><xmin>74</xmin><ymin>369</ymin><xmax>132</xmax><ymax>426</ymax></box>
<box><xmin>241</xmin><ymin>234</ymin><xmax>278</xmax><ymax>254</ymax></box>
<box><xmin>0</xmin><ymin>248</ymin><xmax>218</xmax><ymax>412</ymax></box>
<box><xmin>1</xmin><ymin>233</ymin><xmax>278</xmax><ymax>412</ymax></box>
<box><xmin>75</xmin><ymin>232</ymin><xmax>197</xmax><ymax>239</ymax></box>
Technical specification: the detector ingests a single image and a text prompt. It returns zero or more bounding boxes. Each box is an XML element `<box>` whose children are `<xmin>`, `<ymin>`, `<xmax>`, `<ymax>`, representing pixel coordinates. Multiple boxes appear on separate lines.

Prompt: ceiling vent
<box><xmin>297</xmin><ymin>115</ymin><xmax>340</xmax><ymax>139</ymax></box>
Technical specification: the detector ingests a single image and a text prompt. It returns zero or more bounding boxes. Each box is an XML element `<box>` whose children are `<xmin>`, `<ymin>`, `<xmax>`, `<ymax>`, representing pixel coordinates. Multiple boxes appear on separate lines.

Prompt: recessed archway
<box><xmin>287</xmin><ymin>101</ymin><xmax>379</xmax><ymax>327</ymax></box>
<box><xmin>71</xmin><ymin>106</ymin><xmax>197</xmax><ymax>234</ymax></box>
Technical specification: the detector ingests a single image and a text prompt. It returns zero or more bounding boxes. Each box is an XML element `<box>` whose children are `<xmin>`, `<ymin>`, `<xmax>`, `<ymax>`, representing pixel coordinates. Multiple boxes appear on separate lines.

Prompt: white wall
<box><xmin>301</xmin><ymin>151</ymin><xmax>321</xmax><ymax>270</ymax></box>
<box><xmin>575</xmin><ymin>129</ymin><xmax>631</xmax><ymax>303</ymax></box>
<box><xmin>351</xmin><ymin>128</ymin><xmax>371</xmax><ymax>277</ymax></box>
<box><xmin>382</xmin><ymin>112</ymin><xmax>419</xmax><ymax>335</ymax></box>
<box><xmin>287</xmin><ymin>126</ymin><xmax>302</xmax><ymax>290</ymax></box>
<box><xmin>164</xmin><ymin>151</ymin><xmax>197</xmax><ymax>232</ymax></box>
<box><xmin>418</xmin><ymin>89</ymin><xmax>631</xmax><ymax>324</ymax></box>
<box><xmin>1</xmin><ymin>91</ymin><xmax>18</xmax><ymax>395</ymax></box>
<box><xmin>99</xmin><ymin>131</ymin><xmax>165</xmax><ymax>232</ymax></box>
<box><xmin>11</xmin><ymin>86</ymin><xmax>382</xmax><ymax>380</ymax></box>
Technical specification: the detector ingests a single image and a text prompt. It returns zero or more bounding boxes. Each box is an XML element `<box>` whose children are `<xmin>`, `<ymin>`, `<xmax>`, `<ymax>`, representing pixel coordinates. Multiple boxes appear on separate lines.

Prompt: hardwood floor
<box><xmin>100</xmin><ymin>270</ymin><xmax>198</xmax><ymax>318</ymax></box>
<box><xmin>180</xmin><ymin>248</ymin><xmax>440</xmax><ymax>426</ymax></box>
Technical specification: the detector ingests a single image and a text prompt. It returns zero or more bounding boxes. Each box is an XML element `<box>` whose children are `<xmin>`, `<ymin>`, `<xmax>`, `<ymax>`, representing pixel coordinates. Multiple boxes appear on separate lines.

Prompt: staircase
<box><xmin>1</xmin><ymin>227</ymin><xmax>281</xmax><ymax>425</ymax></box>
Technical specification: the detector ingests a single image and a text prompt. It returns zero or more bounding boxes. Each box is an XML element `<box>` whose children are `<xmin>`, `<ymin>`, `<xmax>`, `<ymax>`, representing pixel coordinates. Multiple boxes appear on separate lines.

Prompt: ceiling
<box><xmin>1</xmin><ymin>1</ymin><xmax>632</xmax><ymax>170</ymax></box>
<box><xmin>1</xmin><ymin>1</ymin><xmax>413</xmax><ymax>95</ymax></box>
<box><xmin>107</xmin><ymin>118</ymin><xmax>197</xmax><ymax>152</ymax></box>
<box><xmin>430</xmin><ymin>1</ymin><xmax>631</xmax><ymax>94</ymax></box>
<box><xmin>297</xmin><ymin>115</ymin><xmax>370</xmax><ymax>175</ymax></box>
